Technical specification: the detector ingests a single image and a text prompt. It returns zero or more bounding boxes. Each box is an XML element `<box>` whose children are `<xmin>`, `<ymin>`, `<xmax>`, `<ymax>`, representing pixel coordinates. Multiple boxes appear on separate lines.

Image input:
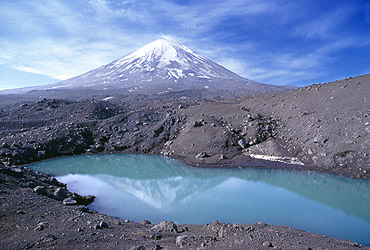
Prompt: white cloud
<box><xmin>294</xmin><ymin>7</ymin><xmax>354</xmax><ymax>39</ymax></box>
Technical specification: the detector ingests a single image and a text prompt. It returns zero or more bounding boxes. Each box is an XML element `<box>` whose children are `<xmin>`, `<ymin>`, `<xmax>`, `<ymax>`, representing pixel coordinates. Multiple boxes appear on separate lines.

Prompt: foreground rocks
<box><xmin>1</xmin><ymin>164</ymin><xmax>368</xmax><ymax>250</ymax></box>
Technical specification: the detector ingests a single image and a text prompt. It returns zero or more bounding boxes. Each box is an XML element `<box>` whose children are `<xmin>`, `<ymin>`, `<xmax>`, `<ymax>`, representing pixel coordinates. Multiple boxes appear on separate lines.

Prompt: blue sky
<box><xmin>1</xmin><ymin>0</ymin><xmax>370</xmax><ymax>89</ymax></box>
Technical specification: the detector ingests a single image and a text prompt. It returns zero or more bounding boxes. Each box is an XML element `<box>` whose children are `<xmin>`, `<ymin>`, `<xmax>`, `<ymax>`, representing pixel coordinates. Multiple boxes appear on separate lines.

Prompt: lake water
<box><xmin>28</xmin><ymin>154</ymin><xmax>370</xmax><ymax>246</ymax></box>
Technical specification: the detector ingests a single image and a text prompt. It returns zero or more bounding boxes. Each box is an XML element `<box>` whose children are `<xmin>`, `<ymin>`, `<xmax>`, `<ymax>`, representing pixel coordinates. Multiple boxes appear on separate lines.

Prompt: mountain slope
<box><xmin>54</xmin><ymin>38</ymin><xmax>283</xmax><ymax>94</ymax></box>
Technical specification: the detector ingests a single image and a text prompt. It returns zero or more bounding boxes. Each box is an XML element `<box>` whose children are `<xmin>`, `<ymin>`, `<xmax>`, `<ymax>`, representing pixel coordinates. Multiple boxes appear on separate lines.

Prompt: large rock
<box><xmin>238</xmin><ymin>139</ymin><xmax>248</xmax><ymax>149</ymax></box>
<box><xmin>151</xmin><ymin>221</ymin><xmax>178</xmax><ymax>232</ymax></box>
<box><xmin>196</xmin><ymin>152</ymin><xmax>210</xmax><ymax>159</ymax></box>
<box><xmin>176</xmin><ymin>235</ymin><xmax>188</xmax><ymax>247</ymax></box>
<box><xmin>33</xmin><ymin>186</ymin><xmax>47</xmax><ymax>195</ymax></box>
<box><xmin>63</xmin><ymin>197</ymin><xmax>77</xmax><ymax>206</ymax></box>
<box><xmin>53</xmin><ymin>187</ymin><xmax>68</xmax><ymax>201</ymax></box>
<box><xmin>313</xmin><ymin>136</ymin><xmax>328</xmax><ymax>144</ymax></box>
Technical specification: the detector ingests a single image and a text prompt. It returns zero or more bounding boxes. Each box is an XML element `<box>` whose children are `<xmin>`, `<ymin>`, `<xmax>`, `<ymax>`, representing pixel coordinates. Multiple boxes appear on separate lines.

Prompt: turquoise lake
<box><xmin>28</xmin><ymin>154</ymin><xmax>370</xmax><ymax>246</ymax></box>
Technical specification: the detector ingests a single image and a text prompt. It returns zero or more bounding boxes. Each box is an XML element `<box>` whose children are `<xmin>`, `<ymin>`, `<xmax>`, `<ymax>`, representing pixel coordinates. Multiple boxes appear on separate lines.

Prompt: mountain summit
<box><xmin>2</xmin><ymin>39</ymin><xmax>288</xmax><ymax>96</ymax></box>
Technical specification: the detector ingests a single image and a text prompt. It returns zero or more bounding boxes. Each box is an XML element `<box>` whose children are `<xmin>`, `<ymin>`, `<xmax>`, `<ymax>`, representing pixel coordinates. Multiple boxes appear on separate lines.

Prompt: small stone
<box><xmin>37</xmin><ymin>151</ymin><xmax>46</xmax><ymax>157</ymax></box>
<box><xmin>196</xmin><ymin>152</ymin><xmax>210</xmax><ymax>159</ymax></box>
<box><xmin>42</xmin><ymin>234</ymin><xmax>57</xmax><ymax>242</ymax></box>
<box><xmin>99</xmin><ymin>221</ymin><xmax>108</xmax><ymax>228</ymax></box>
<box><xmin>141</xmin><ymin>220</ymin><xmax>151</xmax><ymax>225</ymax></box>
<box><xmin>262</xmin><ymin>241</ymin><xmax>273</xmax><ymax>247</ymax></box>
<box><xmin>33</xmin><ymin>186</ymin><xmax>47</xmax><ymax>195</ymax></box>
<box><xmin>238</xmin><ymin>139</ymin><xmax>248</xmax><ymax>149</ymax></box>
<box><xmin>176</xmin><ymin>235</ymin><xmax>188</xmax><ymax>247</ymax></box>
<box><xmin>34</xmin><ymin>224</ymin><xmax>45</xmax><ymax>231</ymax></box>
<box><xmin>49</xmin><ymin>177</ymin><xmax>59</xmax><ymax>185</ymax></box>
<box><xmin>257</xmin><ymin>222</ymin><xmax>267</xmax><ymax>226</ymax></box>
<box><xmin>16</xmin><ymin>210</ymin><xmax>26</xmax><ymax>214</ymax></box>
<box><xmin>220</xmin><ymin>154</ymin><xmax>227</xmax><ymax>160</ymax></box>
<box><xmin>34</xmin><ymin>222</ymin><xmax>48</xmax><ymax>232</ymax></box>
<box><xmin>63</xmin><ymin>197</ymin><xmax>77</xmax><ymax>206</ymax></box>
<box><xmin>152</xmin><ymin>245</ymin><xmax>161</xmax><ymax>250</ymax></box>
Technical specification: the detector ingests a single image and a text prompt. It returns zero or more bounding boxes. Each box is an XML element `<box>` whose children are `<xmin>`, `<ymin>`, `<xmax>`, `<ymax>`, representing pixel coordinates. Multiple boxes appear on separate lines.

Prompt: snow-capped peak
<box><xmin>47</xmin><ymin>38</ymin><xmax>268</xmax><ymax>93</ymax></box>
<box><xmin>2</xmin><ymin>38</ymin><xmax>287</xmax><ymax>95</ymax></box>
<box><xmin>113</xmin><ymin>38</ymin><xmax>207</xmax><ymax>70</ymax></box>
<box><xmin>101</xmin><ymin>38</ymin><xmax>245</xmax><ymax>83</ymax></box>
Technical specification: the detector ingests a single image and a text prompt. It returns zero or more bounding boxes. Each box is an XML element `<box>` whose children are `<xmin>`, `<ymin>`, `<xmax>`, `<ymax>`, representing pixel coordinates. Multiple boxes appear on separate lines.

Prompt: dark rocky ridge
<box><xmin>0</xmin><ymin>75</ymin><xmax>369</xmax><ymax>178</ymax></box>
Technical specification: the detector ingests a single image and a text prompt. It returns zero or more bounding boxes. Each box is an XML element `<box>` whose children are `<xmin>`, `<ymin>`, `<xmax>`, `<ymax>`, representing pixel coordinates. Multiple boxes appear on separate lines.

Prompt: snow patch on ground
<box><xmin>247</xmin><ymin>154</ymin><xmax>305</xmax><ymax>165</ymax></box>
<box><xmin>102</xmin><ymin>96</ymin><xmax>114</xmax><ymax>101</ymax></box>
<box><xmin>44</xmin><ymin>84</ymin><xmax>71</xmax><ymax>90</ymax></box>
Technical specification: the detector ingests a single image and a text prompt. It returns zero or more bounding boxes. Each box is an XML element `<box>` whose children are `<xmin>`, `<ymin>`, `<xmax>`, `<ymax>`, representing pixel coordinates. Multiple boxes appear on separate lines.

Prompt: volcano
<box><xmin>2</xmin><ymin>39</ymin><xmax>288</xmax><ymax>96</ymax></box>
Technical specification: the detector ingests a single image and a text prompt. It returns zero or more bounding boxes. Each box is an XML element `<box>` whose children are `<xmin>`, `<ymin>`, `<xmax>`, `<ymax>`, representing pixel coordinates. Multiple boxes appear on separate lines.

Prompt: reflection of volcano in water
<box><xmin>28</xmin><ymin>154</ymin><xmax>370</xmax><ymax>245</ymax></box>
<box><xmin>93</xmin><ymin>173</ymin><xmax>227</xmax><ymax>209</ymax></box>
<box><xmin>28</xmin><ymin>154</ymin><xmax>370</xmax><ymax>222</ymax></box>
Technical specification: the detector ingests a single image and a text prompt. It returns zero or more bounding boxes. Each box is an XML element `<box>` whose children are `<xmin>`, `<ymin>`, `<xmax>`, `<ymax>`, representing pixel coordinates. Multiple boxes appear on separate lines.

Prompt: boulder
<box><xmin>53</xmin><ymin>187</ymin><xmax>68</xmax><ymax>201</ymax></box>
<box><xmin>238</xmin><ymin>139</ymin><xmax>248</xmax><ymax>149</ymax></box>
<box><xmin>176</xmin><ymin>235</ymin><xmax>188</xmax><ymax>247</ymax></box>
<box><xmin>196</xmin><ymin>152</ymin><xmax>210</xmax><ymax>159</ymax></box>
<box><xmin>99</xmin><ymin>221</ymin><xmax>108</xmax><ymax>228</ymax></box>
<box><xmin>33</xmin><ymin>186</ymin><xmax>47</xmax><ymax>195</ymax></box>
<box><xmin>141</xmin><ymin>220</ymin><xmax>152</xmax><ymax>225</ymax></box>
<box><xmin>151</xmin><ymin>221</ymin><xmax>178</xmax><ymax>233</ymax></box>
<box><xmin>63</xmin><ymin>197</ymin><xmax>77</xmax><ymax>206</ymax></box>
<box><xmin>313</xmin><ymin>136</ymin><xmax>328</xmax><ymax>144</ymax></box>
<box><xmin>262</xmin><ymin>241</ymin><xmax>273</xmax><ymax>247</ymax></box>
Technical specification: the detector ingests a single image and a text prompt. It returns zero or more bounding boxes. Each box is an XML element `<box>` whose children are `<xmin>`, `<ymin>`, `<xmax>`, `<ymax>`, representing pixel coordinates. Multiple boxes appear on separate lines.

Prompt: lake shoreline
<box><xmin>22</xmin><ymin>151</ymin><xmax>365</xmax><ymax>180</ymax></box>
<box><xmin>1</xmin><ymin>163</ymin><xmax>369</xmax><ymax>250</ymax></box>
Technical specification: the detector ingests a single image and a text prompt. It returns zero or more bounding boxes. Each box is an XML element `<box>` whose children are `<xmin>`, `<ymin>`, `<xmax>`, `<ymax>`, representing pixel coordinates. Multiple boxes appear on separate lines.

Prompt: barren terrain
<box><xmin>1</xmin><ymin>74</ymin><xmax>370</xmax><ymax>249</ymax></box>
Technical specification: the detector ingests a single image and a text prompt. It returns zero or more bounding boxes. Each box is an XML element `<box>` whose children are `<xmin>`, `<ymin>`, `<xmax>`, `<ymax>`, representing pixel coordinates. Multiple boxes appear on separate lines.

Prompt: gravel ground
<box><xmin>0</xmin><ymin>74</ymin><xmax>369</xmax><ymax>249</ymax></box>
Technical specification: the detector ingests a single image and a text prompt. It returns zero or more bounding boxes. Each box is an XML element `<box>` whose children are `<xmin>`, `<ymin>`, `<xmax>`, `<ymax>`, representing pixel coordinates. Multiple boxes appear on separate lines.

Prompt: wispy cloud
<box><xmin>294</xmin><ymin>6</ymin><xmax>354</xmax><ymax>40</ymax></box>
<box><xmin>0</xmin><ymin>0</ymin><xmax>369</xmax><ymax>88</ymax></box>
